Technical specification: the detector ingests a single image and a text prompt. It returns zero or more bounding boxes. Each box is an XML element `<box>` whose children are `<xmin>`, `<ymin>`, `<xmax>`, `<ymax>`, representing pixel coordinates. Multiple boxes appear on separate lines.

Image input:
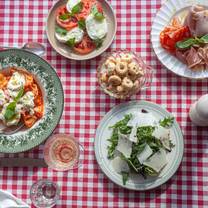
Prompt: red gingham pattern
<box><xmin>0</xmin><ymin>0</ymin><xmax>208</xmax><ymax>207</ymax></box>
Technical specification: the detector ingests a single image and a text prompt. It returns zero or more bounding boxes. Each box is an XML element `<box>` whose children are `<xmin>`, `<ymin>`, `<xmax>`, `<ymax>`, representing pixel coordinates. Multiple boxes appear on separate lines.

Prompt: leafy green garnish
<box><xmin>4</xmin><ymin>102</ymin><xmax>16</xmax><ymax>121</ymax></box>
<box><xmin>59</xmin><ymin>12</ymin><xmax>70</xmax><ymax>20</ymax></box>
<box><xmin>107</xmin><ymin>114</ymin><xmax>175</xmax><ymax>184</ymax></box>
<box><xmin>199</xmin><ymin>34</ymin><xmax>208</xmax><ymax>43</ymax></box>
<box><xmin>93</xmin><ymin>39</ymin><xmax>104</xmax><ymax>49</ymax></box>
<box><xmin>159</xmin><ymin>117</ymin><xmax>174</xmax><ymax>128</ymax></box>
<box><xmin>91</xmin><ymin>5</ymin><xmax>105</xmax><ymax>21</ymax></box>
<box><xmin>169</xmin><ymin>140</ymin><xmax>175</xmax><ymax>149</ymax></box>
<box><xmin>107</xmin><ymin>128</ymin><xmax>119</xmax><ymax>159</ymax></box>
<box><xmin>66</xmin><ymin>38</ymin><xmax>76</xmax><ymax>47</ymax></box>
<box><xmin>107</xmin><ymin>114</ymin><xmax>132</xmax><ymax>159</ymax></box>
<box><xmin>71</xmin><ymin>2</ymin><xmax>83</xmax><ymax>16</ymax></box>
<box><xmin>176</xmin><ymin>34</ymin><xmax>208</xmax><ymax>50</ymax></box>
<box><xmin>110</xmin><ymin>114</ymin><xmax>132</xmax><ymax>129</ymax></box>
<box><xmin>55</xmin><ymin>26</ymin><xmax>68</xmax><ymax>36</ymax></box>
<box><xmin>14</xmin><ymin>87</ymin><xmax>24</xmax><ymax>102</ymax></box>
<box><xmin>137</xmin><ymin>126</ymin><xmax>155</xmax><ymax>140</ymax></box>
<box><xmin>4</xmin><ymin>88</ymin><xmax>24</xmax><ymax>121</ymax></box>
<box><xmin>78</xmin><ymin>19</ymin><xmax>86</xmax><ymax>30</ymax></box>
<box><xmin>144</xmin><ymin>166</ymin><xmax>158</xmax><ymax>176</ymax></box>
<box><xmin>121</xmin><ymin>172</ymin><xmax>129</xmax><ymax>185</ymax></box>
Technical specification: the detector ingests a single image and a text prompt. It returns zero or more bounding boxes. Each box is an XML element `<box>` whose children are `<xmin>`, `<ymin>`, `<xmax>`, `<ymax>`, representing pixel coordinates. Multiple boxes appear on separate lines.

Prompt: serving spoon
<box><xmin>1</xmin><ymin>42</ymin><xmax>45</xmax><ymax>56</ymax></box>
<box><xmin>0</xmin><ymin>122</ymin><xmax>24</xmax><ymax>135</ymax></box>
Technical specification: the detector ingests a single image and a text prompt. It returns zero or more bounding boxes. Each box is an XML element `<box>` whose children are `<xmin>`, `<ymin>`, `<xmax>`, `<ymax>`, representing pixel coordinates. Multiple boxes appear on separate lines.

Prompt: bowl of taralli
<box><xmin>97</xmin><ymin>50</ymin><xmax>153</xmax><ymax>99</ymax></box>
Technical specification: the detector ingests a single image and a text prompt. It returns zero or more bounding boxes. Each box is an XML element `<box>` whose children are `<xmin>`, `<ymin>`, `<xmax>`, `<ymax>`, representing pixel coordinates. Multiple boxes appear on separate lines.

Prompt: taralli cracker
<box><xmin>97</xmin><ymin>50</ymin><xmax>151</xmax><ymax>99</ymax></box>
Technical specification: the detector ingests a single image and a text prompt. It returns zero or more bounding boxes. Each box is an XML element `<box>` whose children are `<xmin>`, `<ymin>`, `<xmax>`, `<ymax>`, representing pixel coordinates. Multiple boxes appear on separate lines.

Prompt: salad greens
<box><xmin>107</xmin><ymin>114</ymin><xmax>132</xmax><ymax>159</ymax></box>
<box><xmin>121</xmin><ymin>172</ymin><xmax>129</xmax><ymax>185</ymax></box>
<box><xmin>159</xmin><ymin>117</ymin><xmax>174</xmax><ymax>128</ymax></box>
<box><xmin>107</xmin><ymin>113</ymin><xmax>174</xmax><ymax>185</ymax></box>
<box><xmin>176</xmin><ymin>34</ymin><xmax>208</xmax><ymax>50</ymax></box>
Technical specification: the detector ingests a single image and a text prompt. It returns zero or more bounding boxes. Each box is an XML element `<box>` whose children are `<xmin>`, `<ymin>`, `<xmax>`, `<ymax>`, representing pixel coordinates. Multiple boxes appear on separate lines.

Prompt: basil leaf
<box><xmin>93</xmin><ymin>38</ymin><xmax>104</xmax><ymax>49</ymax></box>
<box><xmin>66</xmin><ymin>38</ymin><xmax>76</xmax><ymax>47</ymax></box>
<box><xmin>176</xmin><ymin>38</ymin><xmax>198</xmax><ymax>49</ymax></box>
<box><xmin>71</xmin><ymin>2</ymin><xmax>83</xmax><ymax>15</ymax></box>
<box><xmin>94</xmin><ymin>12</ymin><xmax>104</xmax><ymax>21</ymax></box>
<box><xmin>4</xmin><ymin>88</ymin><xmax>24</xmax><ymax>121</ymax></box>
<box><xmin>91</xmin><ymin>5</ymin><xmax>104</xmax><ymax>21</ymax></box>
<box><xmin>176</xmin><ymin>34</ymin><xmax>208</xmax><ymax>50</ymax></box>
<box><xmin>14</xmin><ymin>87</ymin><xmax>24</xmax><ymax>102</ymax></box>
<box><xmin>4</xmin><ymin>102</ymin><xmax>16</xmax><ymax>121</ymax></box>
<box><xmin>59</xmin><ymin>13</ymin><xmax>70</xmax><ymax>20</ymax></box>
<box><xmin>55</xmin><ymin>26</ymin><xmax>68</xmax><ymax>36</ymax></box>
<box><xmin>200</xmin><ymin>34</ymin><xmax>208</xmax><ymax>43</ymax></box>
<box><xmin>78</xmin><ymin>20</ymin><xmax>86</xmax><ymax>30</ymax></box>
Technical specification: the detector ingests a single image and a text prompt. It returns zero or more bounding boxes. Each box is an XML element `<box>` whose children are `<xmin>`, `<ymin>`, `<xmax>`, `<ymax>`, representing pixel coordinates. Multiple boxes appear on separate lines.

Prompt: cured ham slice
<box><xmin>185</xmin><ymin>47</ymin><xmax>202</xmax><ymax>69</ymax></box>
<box><xmin>175</xmin><ymin>45</ymin><xmax>208</xmax><ymax>71</ymax></box>
<box><xmin>185</xmin><ymin>5</ymin><xmax>208</xmax><ymax>36</ymax></box>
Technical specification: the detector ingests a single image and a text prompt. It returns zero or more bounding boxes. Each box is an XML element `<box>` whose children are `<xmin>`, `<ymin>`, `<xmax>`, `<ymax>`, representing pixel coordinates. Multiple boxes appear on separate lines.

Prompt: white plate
<box><xmin>151</xmin><ymin>0</ymin><xmax>208</xmax><ymax>79</ymax></box>
<box><xmin>94</xmin><ymin>101</ymin><xmax>184</xmax><ymax>190</ymax></box>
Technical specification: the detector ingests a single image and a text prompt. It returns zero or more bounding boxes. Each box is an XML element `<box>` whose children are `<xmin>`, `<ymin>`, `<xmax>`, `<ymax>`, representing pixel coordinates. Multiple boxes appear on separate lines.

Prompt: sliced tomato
<box><xmin>75</xmin><ymin>0</ymin><xmax>104</xmax><ymax>20</ymax></box>
<box><xmin>160</xmin><ymin>17</ymin><xmax>191</xmax><ymax>53</ymax></box>
<box><xmin>73</xmin><ymin>35</ymin><xmax>95</xmax><ymax>54</ymax></box>
<box><xmin>56</xmin><ymin>6</ymin><xmax>78</xmax><ymax>30</ymax></box>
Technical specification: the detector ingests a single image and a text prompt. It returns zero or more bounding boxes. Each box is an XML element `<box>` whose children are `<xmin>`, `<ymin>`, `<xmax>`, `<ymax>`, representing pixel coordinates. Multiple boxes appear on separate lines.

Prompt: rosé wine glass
<box><xmin>43</xmin><ymin>134</ymin><xmax>84</xmax><ymax>171</ymax></box>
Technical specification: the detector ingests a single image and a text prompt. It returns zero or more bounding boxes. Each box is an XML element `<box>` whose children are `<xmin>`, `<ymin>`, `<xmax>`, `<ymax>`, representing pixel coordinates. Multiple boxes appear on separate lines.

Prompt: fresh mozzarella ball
<box><xmin>0</xmin><ymin>90</ymin><xmax>6</xmax><ymax>106</ymax></box>
<box><xmin>66</xmin><ymin>0</ymin><xmax>81</xmax><ymax>13</ymax></box>
<box><xmin>7</xmin><ymin>72</ymin><xmax>25</xmax><ymax>98</ymax></box>
<box><xmin>19</xmin><ymin>91</ymin><xmax>35</xmax><ymax>115</ymax></box>
<box><xmin>86</xmin><ymin>14</ymin><xmax>108</xmax><ymax>40</ymax></box>
<box><xmin>0</xmin><ymin>103</ymin><xmax>21</xmax><ymax>126</ymax></box>
<box><xmin>55</xmin><ymin>27</ymin><xmax>84</xmax><ymax>43</ymax></box>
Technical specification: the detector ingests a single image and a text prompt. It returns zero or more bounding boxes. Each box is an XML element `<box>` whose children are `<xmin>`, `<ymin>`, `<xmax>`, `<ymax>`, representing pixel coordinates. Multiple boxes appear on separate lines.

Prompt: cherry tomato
<box><xmin>160</xmin><ymin>18</ymin><xmax>190</xmax><ymax>53</ymax></box>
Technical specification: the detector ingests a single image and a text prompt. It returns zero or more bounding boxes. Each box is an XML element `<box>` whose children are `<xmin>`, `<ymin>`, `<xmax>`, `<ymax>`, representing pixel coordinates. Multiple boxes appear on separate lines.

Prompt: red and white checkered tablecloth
<box><xmin>0</xmin><ymin>0</ymin><xmax>208</xmax><ymax>207</ymax></box>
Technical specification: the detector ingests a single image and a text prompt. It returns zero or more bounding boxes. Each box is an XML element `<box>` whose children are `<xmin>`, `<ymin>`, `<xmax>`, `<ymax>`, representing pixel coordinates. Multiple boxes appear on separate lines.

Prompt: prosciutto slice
<box><xmin>175</xmin><ymin>45</ymin><xmax>208</xmax><ymax>71</ymax></box>
<box><xmin>184</xmin><ymin>5</ymin><xmax>208</xmax><ymax>36</ymax></box>
<box><xmin>185</xmin><ymin>47</ymin><xmax>202</xmax><ymax>68</ymax></box>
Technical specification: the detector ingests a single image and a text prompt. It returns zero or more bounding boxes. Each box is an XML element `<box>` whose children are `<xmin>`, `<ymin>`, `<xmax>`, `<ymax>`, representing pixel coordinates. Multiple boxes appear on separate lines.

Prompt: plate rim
<box><xmin>94</xmin><ymin>100</ymin><xmax>184</xmax><ymax>190</ymax></box>
<box><xmin>46</xmin><ymin>0</ymin><xmax>117</xmax><ymax>61</ymax></box>
<box><xmin>151</xmin><ymin>0</ymin><xmax>208</xmax><ymax>79</ymax></box>
<box><xmin>0</xmin><ymin>48</ymin><xmax>64</xmax><ymax>153</ymax></box>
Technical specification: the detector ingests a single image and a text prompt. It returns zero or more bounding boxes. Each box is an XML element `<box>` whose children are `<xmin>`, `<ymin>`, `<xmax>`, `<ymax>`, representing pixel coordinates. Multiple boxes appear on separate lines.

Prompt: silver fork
<box><xmin>0</xmin><ymin>122</ymin><xmax>24</xmax><ymax>135</ymax></box>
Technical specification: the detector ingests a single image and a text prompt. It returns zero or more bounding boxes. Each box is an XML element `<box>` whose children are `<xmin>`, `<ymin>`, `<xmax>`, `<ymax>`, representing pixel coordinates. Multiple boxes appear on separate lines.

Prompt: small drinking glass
<box><xmin>30</xmin><ymin>179</ymin><xmax>60</xmax><ymax>208</ymax></box>
<box><xmin>43</xmin><ymin>134</ymin><xmax>84</xmax><ymax>171</ymax></box>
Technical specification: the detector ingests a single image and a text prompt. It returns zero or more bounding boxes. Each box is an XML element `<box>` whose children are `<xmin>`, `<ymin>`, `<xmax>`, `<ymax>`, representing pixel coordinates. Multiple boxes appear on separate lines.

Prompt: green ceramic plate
<box><xmin>0</xmin><ymin>49</ymin><xmax>64</xmax><ymax>153</ymax></box>
<box><xmin>94</xmin><ymin>100</ymin><xmax>184</xmax><ymax>190</ymax></box>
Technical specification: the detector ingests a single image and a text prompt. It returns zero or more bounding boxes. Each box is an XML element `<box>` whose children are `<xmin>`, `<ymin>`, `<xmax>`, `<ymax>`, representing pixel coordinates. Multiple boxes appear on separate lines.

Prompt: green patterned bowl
<box><xmin>0</xmin><ymin>49</ymin><xmax>64</xmax><ymax>153</ymax></box>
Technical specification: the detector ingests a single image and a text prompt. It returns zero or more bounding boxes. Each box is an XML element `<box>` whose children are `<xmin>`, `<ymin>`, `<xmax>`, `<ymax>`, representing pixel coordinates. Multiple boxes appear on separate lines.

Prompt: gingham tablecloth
<box><xmin>0</xmin><ymin>0</ymin><xmax>208</xmax><ymax>207</ymax></box>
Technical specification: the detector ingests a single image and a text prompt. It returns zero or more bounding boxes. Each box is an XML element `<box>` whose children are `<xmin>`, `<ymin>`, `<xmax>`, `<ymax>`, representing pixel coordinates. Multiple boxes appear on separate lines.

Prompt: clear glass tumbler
<box><xmin>43</xmin><ymin>134</ymin><xmax>84</xmax><ymax>171</ymax></box>
<box><xmin>30</xmin><ymin>179</ymin><xmax>60</xmax><ymax>208</ymax></box>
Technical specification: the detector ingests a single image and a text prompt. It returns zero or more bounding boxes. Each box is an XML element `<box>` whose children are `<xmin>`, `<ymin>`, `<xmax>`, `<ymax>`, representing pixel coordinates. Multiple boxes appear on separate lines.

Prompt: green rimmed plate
<box><xmin>94</xmin><ymin>100</ymin><xmax>184</xmax><ymax>190</ymax></box>
<box><xmin>0</xmin><ymin>49</ymin><xmax>64</xmax><ymax>153</ymax></box>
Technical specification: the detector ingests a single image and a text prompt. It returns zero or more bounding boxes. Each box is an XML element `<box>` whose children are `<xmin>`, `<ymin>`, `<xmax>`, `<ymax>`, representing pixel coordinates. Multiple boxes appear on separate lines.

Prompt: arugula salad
<box><xmin>107</xmin><ymin>110</ymin><xmax>175</xmax><ymax>185</ymax></box>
